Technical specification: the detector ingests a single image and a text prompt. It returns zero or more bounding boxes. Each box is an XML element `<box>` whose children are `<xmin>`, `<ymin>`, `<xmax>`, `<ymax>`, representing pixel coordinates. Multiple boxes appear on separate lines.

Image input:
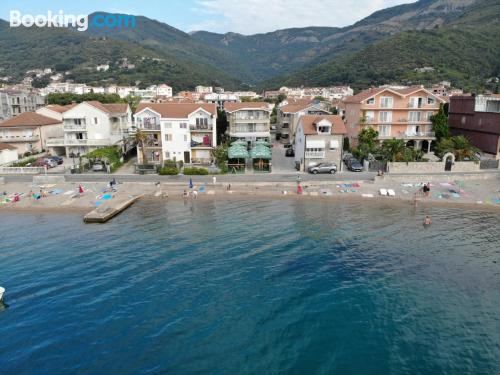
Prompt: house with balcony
<box><xmin>0</xmin><ymin>90</ymin><xmax>45</xmax><ymax>122</ymax></box>
<box><xmin>134</xmin><ymin>103</ymin><xmax>217</xmax><ymax>165</ymax></box>
<box><xmin>294</xmin><ymin>115</ymin><xmax>347</xmax><ymax>172</ymax></box>
<box><xmin>277</xmin><ymin>102</ymin><xmax>330</xmax><ymax>142</ymax></box>
<box><xmin>44</xmin><ymin>101</ymin><xmax>132</xmax><ymax>157</ymax></box>
<box><xmin>344</xmin><ymin>86</ymin><xmax>445</xmax><ymax>152</ymax></box>
<box><xmin>0</xmin><ymin>112</ymin><xmax>64</xmax><ymax>156</ymax></box>
<box><xmin>224</xmin><ymin>102</ymin><xmax>272</xmax><ymax>146</ymax></box>
<box><xmin>449</xmin><ymin>95</ymin><xmax>500</xmax><ymax>159</ymax></box>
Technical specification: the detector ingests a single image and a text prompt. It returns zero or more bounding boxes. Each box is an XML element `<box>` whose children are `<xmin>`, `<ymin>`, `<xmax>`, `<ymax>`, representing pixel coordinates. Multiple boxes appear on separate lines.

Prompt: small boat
<box><xmin>0</xmin><ymin>286</ymin><xmax>4</xmax><ymax>302</ymax></box>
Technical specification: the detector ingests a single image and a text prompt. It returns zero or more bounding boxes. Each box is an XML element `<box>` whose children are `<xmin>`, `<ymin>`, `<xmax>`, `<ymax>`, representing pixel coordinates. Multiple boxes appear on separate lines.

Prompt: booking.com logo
<box><xmin>9</xmin><ymin>10</ymin><xmax>136</xmax><ymax>31</ymax></box>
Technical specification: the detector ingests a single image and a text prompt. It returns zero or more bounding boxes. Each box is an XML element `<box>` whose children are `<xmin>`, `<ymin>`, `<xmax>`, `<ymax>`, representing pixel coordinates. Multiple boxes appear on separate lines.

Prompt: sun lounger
<box><xmin>362</xmin><ymin>194</ymin><xmax>374</xmax><ymax>198</ymax></box>
<box><xmin>388</xmin><ymin>189</ymin><xmax>396</xmax><ymax>197</ymax></box>
<box><xmin>379</xmin><ymin>188</ymin><xmax>388</xmax><ymax>196</ymax></box>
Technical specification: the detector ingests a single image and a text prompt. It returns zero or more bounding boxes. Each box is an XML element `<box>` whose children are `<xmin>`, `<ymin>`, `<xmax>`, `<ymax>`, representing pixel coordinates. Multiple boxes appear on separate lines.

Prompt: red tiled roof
<box><xmin>280</xmin><ymin>102</ymin><xmax>318</xmax><ymax>113</ymax></box>
<box><xmin>343</xmin><ymin>86</ymin><xmax>440</xmax><ymax>104</ymax></box>
<box><xmin>135</xmin><ymin>103</ymin><xmax>217</xmax><ymax>118</ymax></box>
<box><xmin>44</xmin><ymin>104</ymin><xmax>77</xmax><ymax>113</ymax></box>
<box><xmin>224</xmin><ymin>102</ymin><xmax>272</xmax><ymax>112</ymax></box>
<box><xmin>299</xmin><ymin>115</ymin><xmax>347</xmax><ymax>135</ymax></box>
<box><xmin>0</xmin><ymin>143</ymin><xmax>16</xmax><ymax>151</ymax></box>
<box><xmin>0</xmin><ymin>112</ymin><xmax>61</xmax><ymax>128</ymax></box>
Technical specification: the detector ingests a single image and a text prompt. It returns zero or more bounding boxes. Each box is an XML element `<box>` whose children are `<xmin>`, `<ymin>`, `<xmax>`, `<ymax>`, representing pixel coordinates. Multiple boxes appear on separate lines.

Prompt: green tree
<box><xmin>134</xmin><ymin>130</ymin><xmax>148</xmax><ymax>165</ymax></box>
<box><xmin>356</xmin><ymin>126</ymin><xmax>379</xmax><ymax>160</ymax></box>
<box><xmin>435</xmin><ymin>136</ymin><xmax>478</xmax><ymax>161</ymax></box>
<box><xmin>125</xmin><ymin>95</ymin><xmax>141</xmax><ymax>113</ymax></box>
<box><xmin>212</xmin><ymin>144</ymin><xmax>228</xmax><ymax>171</ymax></box>
<box><xmin>431</xmin><ymin>104</ymin><xmax>449</xmax><ymax>141</ymax></box>
<box><xmin>381</xmin><ymin>138</ymin><xmax>407</xmax><ymax>162</ymax></box>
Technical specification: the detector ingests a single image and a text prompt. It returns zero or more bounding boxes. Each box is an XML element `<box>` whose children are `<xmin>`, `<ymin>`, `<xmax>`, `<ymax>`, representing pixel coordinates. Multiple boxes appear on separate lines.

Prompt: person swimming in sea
<box><xmin>423</xmin><ymin>215</ymin><xmax>432</xmax><ymax>226</ymax></box>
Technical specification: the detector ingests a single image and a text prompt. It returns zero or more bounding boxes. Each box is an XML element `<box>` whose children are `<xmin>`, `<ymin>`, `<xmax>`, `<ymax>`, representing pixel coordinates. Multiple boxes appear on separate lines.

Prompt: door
<box><xmin>184</xmin><ymin>151</ymin><xmax>190</xmax><ymax>164</ymax></box>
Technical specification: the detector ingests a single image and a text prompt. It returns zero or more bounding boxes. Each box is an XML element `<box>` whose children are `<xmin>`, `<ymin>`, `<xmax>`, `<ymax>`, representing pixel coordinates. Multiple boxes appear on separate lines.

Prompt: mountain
<box><xmin>263</xmin><ymin>0</ymin><xmax>500</xmax><ymax>91</ymax></box>
<box><xmin>0</xmin><ymin>19</ymin><xmax>242</xmax><ymax>91</ymax></box>
<box><xmin>192</xmin><ymin>0</ymin><xmax>481</xmax><ymax>82</ymax></box>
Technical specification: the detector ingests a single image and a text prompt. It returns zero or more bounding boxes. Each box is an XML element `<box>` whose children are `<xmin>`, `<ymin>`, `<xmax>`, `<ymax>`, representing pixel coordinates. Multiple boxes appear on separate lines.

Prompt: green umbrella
<box><xmin>231</xmin><ymin>140</ymin><xmax>247</xmax><ymax>147</ymax></box>
<box><xmin>250</xmin><ymin>145</ymin><xmax>272</xmax><ymax>159</ymax></box>
<box><xmin>228</xmin><ymin>145</ymin><xmax>249</xmax><ymax>159</ymax></box>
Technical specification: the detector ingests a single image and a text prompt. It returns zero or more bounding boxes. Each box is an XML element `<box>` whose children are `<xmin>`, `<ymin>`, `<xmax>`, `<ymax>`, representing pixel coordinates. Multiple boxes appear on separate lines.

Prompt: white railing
<box><xmin>0</xmin><ymin>167</ymin><xmax>45</xmax><ymax>174</ymax></box>
<box><xmin>400</xmin><ymin>131</ymin><xmax>435</xmax><ymax>138</ymax></box>
<box><xmin>45</xmin><ymin>138</ymin><xmax>112</xmax><ymax>146</ymax></box>
<box><xmin>139</xmin><ymin>124</ymin><xmax>161</xmax><ymax>131</ymax></box>
<box><xmin>190</xmin><ymin>125</ymin><xmax>213</xmax><ymax>131</ymax></box>
<box><xmin>64</xmin><ymin>124</ymin><xmax>87</xmax><ymax>131</ymax></box>
<box><xmin>0</xmin><ymin>135</ymin><xmax>39</xmax><ymax>142</ymax></box>
<box><xmin>305</xmin><ymin>151</ymin><xmax>325</xmax><ymax>159</ymax></box>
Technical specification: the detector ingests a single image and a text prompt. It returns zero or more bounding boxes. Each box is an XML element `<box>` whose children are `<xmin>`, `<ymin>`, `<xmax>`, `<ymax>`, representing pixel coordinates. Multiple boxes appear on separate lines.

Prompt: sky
<box><xmin>0</xmin><ymin>0</ymin><xmax>416</xmax><ymax>35</ymax></box>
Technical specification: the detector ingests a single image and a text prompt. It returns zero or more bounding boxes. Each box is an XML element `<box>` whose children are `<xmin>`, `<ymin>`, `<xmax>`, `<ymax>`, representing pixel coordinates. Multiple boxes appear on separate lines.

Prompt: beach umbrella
<box><xmin>189</xmin><ymin>178</ymin><xmax>193</xmax><ymax>189</ymax></box>
<box><xmin>228</xmin><ymin>145</ymin><xmax>249</xmax><ymax>159</ymax></box>
<box><xmin>231</xmin><ymin>140</ymin><xmax>247</xmax><ymax>147</ymax></box>
<box><xmin>250</xmin><ymin>145</ymin><xmax>272</xmax><ymax>159</ymax></box>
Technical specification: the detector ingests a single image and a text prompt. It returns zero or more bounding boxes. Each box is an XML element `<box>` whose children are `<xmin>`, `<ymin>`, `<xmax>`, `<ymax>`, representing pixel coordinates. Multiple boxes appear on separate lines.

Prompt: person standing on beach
<box><xmin>213</xmin><ymin>176</ymin><xmax>217</xmax><ymax>186</ymax></box>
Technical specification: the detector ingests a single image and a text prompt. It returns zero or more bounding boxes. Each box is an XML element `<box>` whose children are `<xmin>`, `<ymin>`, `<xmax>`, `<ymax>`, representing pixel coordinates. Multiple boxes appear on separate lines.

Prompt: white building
<box><xmin>155</xmin><ymin>84</ymin><xmax>173</xmax><ymax>97</ymax></box>
<box><xmin>134</xmin><ymin>103</ymin><xmax>218</xmax><ymax>165</ymax></box>
<box><xmin>195</xmin><ymin>86</ymin><xmax>213</xmax><ymax>94</ymax></box>
<box><xmin>204</xmin><ymin>93</ymin><xmax>238</xmax><ymax>108</ymax></box>
<box><xmin>0</xmin><ymin>143</ymin><xmax>18</xmax><ymax>165</ymax></box>
<box><xmin>45</xmin><ymin>101</ymin><xmax>132</xmax><ymax>156</ymax></box>
<box><xmin>224</xmin><ymin>102</ymin><xmax>273</xmax><ymax>145</ymax></box>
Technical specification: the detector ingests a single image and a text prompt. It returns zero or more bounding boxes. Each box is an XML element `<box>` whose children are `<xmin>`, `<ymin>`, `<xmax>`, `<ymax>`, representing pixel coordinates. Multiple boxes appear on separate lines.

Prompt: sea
<box><xmin>0</xmin><ymin>198</ymin><xmax>499</xmax><ymax>374</ymax></box>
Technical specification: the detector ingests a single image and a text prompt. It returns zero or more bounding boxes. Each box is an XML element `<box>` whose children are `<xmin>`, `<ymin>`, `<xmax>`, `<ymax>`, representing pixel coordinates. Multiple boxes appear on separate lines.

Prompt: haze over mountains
<box><xmin>0</xmin><ymin>0</ymin><xmax>498</xmax><ymax>92</ymax></box>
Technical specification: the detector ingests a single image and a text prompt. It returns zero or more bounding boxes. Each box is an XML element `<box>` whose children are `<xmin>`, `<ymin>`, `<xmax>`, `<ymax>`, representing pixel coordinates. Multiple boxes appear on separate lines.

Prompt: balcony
<box><xmin>139</xmin><ymin>123</ymin><xmax>161</xmax><ymax>131</ymax></box>
<box><xmin>191</xmin><ymin>139</ymin><xmax>213</xmax><ymax>149</ymax></box>
<box><xmin>190</xmin><ymin>124</ymin><xmax>213</xmax><ymax>132</ymax></box>
<box><xmin>305</xmin><ymin>151</ymin><xmax>325</xmax><ymax>159</ymax></box>
<box><xmin>45</xmin><ymin>138</ymin><xmax>112</xmax><ymax>146</ymax></box>
<box><xmin>64</xmin><ymin>124</ymin><xmax>87</xmax><ymax>131</ymax></box>
<box><xmin>378</xmin><ymin>131</ymin><xmax>436</xmax><ymax>140</ymax></box>
<box><xmin>0</xmin><ymin>135</ymin><xmax>39</xmax><ymax>142</ymax></box>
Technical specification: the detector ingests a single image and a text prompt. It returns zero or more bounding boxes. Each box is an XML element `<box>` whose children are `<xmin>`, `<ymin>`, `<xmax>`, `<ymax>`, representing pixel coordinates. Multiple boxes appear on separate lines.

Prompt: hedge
<box><xmin>183</xmin><ymin>167</ymin><xmax>209</xmax><ymax>175</ymax></box>
<box><xmin>158</xmin><ymin>167</ymin><xmax>179</xmax><ymax>175</ymax></box>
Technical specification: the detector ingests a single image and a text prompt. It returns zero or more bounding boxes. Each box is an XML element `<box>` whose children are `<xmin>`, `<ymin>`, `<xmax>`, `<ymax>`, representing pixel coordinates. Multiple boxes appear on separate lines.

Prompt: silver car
<box><xmin>308</xmin><ymin>163</ymin><xmax>337</xmax><ymax>174</ymax></box>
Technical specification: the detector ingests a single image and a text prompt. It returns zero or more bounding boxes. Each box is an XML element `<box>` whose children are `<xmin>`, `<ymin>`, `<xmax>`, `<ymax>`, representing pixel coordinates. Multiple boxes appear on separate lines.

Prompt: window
<box><xmin>330</xmin><ymin>140</ymin><xmax>339</xmax><ymax>150</ymax></box>
<box><xmin>164</xmin><ymin>122</ymin><xmax>172</xmax><ymax>129</ymax></box>
<box><xmin>165</xmin><ymin>134</ymin><xmax>172</xmax><ymax>142</ymax></box>
<box><xmin>380</xmin><ymin>97</ymin><xmax>393</xmax><ymax>108</ymax></box>
<box><xmin>318</xmin><ymin>126</ymin><xmax>330</xmax><ymax>134</ymax></box>
<box><xmin>366</xmin><ymin>98</ymin><xmax>375</xmax><ymax>105</ymax></box>
<box><xmin>379</xmin><ymin>111</ymin><xmax>392</xmax><ymax>123</ymax></box>
<box><xmin>180</xmin><ymin>123</ymin><xmax>187</xmax><ymax>129</ymax></box>
<box><xmin>94</xmin><ymin>117</ymin><xmax>98</xmax><ymax>125</ymax></box>
<box><xmin>461</xmin><ymin>116</ymin><xmax>466</xmax><ymax>125</ymax></box>
<box><xmin>427</xmin><ymin>97</ymin><xmax>435</xmax><ymax>105</ymax></box>
<box><xmin>364</xmin><ymin>111</ymin><xmax>375</xmax><ymax>121</ymax></box>
<box><xmin>282</xmin><ymin>123</ymin><xmax>289</xmax><ymax>129</ymax></box>
<box><xmin>409</xmin><ymin>111</ymin><xmax>422</xmax><ymax>122</ymax></box>
<box><xmin>426</xmin><ymin>112</ymin><xmax>434</xmax><ymax>121</ymax></box>
<box><xmin>184</xmin><ymin>135</ymin><xmax>188</xmax><ymax>142</ymax></box>
<box><xmin>378</xmin><ymin>125</ymin><xmax>391</xmax><ymax>137</ymax></box>
<box><xmin>74</xmin><ymin>119</ymin><xmax>82</xmax><ymax>125</ymax></box>
<box><xmin>165</xmin><ymin>151</ymin><xmax>170</xmax><ymax>159</ymax></box>
<box><xmin>196</xmin><ymin>118</ymin><xmax>208</xmax><ymax>126</ymax></box>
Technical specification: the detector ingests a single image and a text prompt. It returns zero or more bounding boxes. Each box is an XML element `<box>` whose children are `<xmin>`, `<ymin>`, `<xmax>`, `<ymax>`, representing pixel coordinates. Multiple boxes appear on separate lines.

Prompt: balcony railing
<box><xmin>0</xmin><ymin>135</ymin><xmax>39</xmax><ymax>142</ymax></box>
<box><xmin>378</xmin><ymin>131</ymin><xmax>436</xmax><ymax>140</ymax></box>
<box><xmin>139</xmin><ymin>124</ymin><xmax>161</xmax><ymax>131</ymax></box>
<box><xmin>190</xmin><ymin>124</ymin><xmax>213</xmax><ymax>131</ymax></box>
<box><xmin>45</xmin><ymin>138</ymin><xmax>112</xmax><ymax>146</ymax></box>
<box><xmin>305</xmin><ymin>151</ymin><xmax>325</xmax><ymax>159</ymax></box>
<box><xmin>64</xmin><ymin>124</ymin><xmax>87</xmax><ymax>131</ymax></box>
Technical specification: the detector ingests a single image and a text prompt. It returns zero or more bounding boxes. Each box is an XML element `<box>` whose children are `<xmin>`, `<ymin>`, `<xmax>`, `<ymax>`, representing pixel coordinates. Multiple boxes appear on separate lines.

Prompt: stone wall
<box><xmin>387</xmin><ymin>161</ymin><xmax>480</xmax><ymax>174</ymax></box>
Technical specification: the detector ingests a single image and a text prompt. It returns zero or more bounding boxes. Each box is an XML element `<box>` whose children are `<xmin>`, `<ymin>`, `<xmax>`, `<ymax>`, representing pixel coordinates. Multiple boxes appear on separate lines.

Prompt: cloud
<box><xmin>189</xmin><ymin>0</ymin><xmax>416</xmax><ymax>34</ymax></box>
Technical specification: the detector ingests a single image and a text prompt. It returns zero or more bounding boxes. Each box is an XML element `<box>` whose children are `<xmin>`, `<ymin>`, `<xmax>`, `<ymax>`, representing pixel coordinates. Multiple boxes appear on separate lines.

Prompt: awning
<box><xmin>250</xmin><ymin>145</ymin><xmax>272</xmax><ymax>159</ymax></box>
<box><xmin>306</xmin><ymin>140</ymin><xmax>325</xmax><ymax>148</ymax></box>
<box><xmin>228</xmin><ymin>145</ymin><xmax>249</xmax><ymax>159</ymax></box>
<box><xmin>330</xmin><ymin>140</ymin><xmax>340</xmax><ymax>149</ymax></box>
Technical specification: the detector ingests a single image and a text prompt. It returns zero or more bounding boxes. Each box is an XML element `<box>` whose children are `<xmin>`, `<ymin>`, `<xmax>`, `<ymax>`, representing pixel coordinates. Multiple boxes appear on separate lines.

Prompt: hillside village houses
<box><xmin>277</xmin><ymin>101</ymin><xmax>331</xmax><ymax>142</ymax></box>
<box><xmin>224</xmin><ymin>102</ymin><xmax>273</xmax><ymax>146</ymax></box>
<box><xmin>294</xmin><ymin>115</ymin><xmax>347</xmax><ymax>172</ymax></box>
<box><xmin>195</xmin><ymin>86</ymin><xmax>213</xmax><ymax>94</ymax></box>
<box><xmin>344</xmin><ymin>86</ymin><xmax>445</xmax><ymax>152</ymax></box>
<box><xmin>279</xmin><ymin>86</ymin><xmax>354</xmax><ymax>100</ymax></box>
<box><xmin>134</xmin><ymin>103</ymin><xmax>218</xmax><ymax>165</ymax></box>
<box><xmin>44</xmin><ymin>101</ymin><xmax>132</xmax><ymax>157</ymax></box>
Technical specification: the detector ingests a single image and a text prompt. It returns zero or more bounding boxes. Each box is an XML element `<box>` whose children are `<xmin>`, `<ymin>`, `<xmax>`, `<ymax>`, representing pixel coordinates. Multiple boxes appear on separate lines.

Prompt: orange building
<box><xmin>344</xmin><ymin>86</ymin><xmax>445</xmax><ymax>152</ymax></box>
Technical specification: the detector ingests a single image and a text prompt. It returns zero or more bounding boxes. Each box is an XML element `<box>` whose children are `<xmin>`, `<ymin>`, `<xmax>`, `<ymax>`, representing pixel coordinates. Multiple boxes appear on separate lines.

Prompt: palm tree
<box><xmin>436</xmin><ymin>136</ymin><xmax>478</xmax><ymax>161</ymax></box>
<box><xmin>381</xmin><ymin>138</ymin><xmax>406</xmax><ymax>162</ymax></box>
<box><xmin>134</xmin><ymin>129</ymin><xmax>148</xmax><ymax>165</ymax></box>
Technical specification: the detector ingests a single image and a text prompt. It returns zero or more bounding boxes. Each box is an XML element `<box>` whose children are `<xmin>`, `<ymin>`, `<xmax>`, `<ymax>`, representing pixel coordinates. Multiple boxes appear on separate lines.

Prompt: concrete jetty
<box><xmin>83</xmin><ymin>195</ymin><xmax>143</xmax><ymax>223</ymax></box>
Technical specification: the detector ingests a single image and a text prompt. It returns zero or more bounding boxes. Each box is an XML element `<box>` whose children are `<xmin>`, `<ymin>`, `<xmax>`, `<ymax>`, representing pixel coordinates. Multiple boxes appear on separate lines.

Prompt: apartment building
<box><xmin>45</xmin><ymin>101</ymin><xmax>132</xmax><ymax>156</ymax></box>
<box><xmin>344</xmin><ymin>86</ymin><xmax>445</xmax><ymax>152</ymax></box>
<box><xmin>0</xmin><ymin>90</ymin><xmax>45</xmax><ymax>121</ymax></box>
<box><xmin>134</xmin><ymin>103</ymin><xmax>217</xmax><ymax>165</ymax></box>
<box><xmin>277</xmin><ymin>102</ymin><xmax>330</xmax><ymax>141</ymax></box>
<box><xmin>0</xmin><ymin>112</ymin><xmax>63</xmax><ymax>155</ymax></box>
<box><xmin>224</xmin><ymin>102</ymin><xmax>272</xmax><ymax>145</ymax></box>
<box><xmin>449</xmin><ymin>95</ymin><xmax>500</xmax><ymax>159</ymax></box>
<box><xmin>294</xmin><ymin>115</ymin><xmax>347</xmax><ymax>172</ymax></box>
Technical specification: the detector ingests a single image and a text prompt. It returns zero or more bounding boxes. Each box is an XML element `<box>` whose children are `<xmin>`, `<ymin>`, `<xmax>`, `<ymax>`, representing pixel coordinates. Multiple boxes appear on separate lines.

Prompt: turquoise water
<box><xmin>0</xmin><ymin>199</ymin><xmax>499</xmax><ymax>374</ymax></box>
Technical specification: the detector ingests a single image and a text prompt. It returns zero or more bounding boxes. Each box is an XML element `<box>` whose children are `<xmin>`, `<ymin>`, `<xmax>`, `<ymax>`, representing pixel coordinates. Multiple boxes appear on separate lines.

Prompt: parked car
<box><xmin>33</xmin><ymin>157</ymin><xmax>57</xmax><ymax>168</ymax></box>
<box><xmin>285</xmin><ymin>148</ymin><xmax>295</xmax><ymax>157</ymax></box>
<box><xmin>308</xmin><ymin>163</ymin><xmax>337</xmax><ymax>174</ymax></box>
<box><xmin>345</xmin><ymin>157</ymin><xmax>363</xmax><ymax>172</ymax></box>
<box><xmin>48</xmin><ymin>155</ymin><xmax>63</xmax><ymax>165</ymax></box>
<box><xmin>92</xmin><ymin>163</ymin><xmax>104</xmax><ymax>172</ymax></box>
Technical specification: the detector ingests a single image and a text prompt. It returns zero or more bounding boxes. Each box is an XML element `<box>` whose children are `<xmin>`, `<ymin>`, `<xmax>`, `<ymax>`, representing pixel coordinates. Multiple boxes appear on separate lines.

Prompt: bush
<box><xmin>158</xmin><ymin>166</ymin><xmax>179</xmax><ymax>175</ymax></box>
<box><xmin>183</xmin><ymin>167</ymin><xmax>209</xmax><ymax>175</ymax></box>
<box><xmin>163</xmin><ymin>160</ymin><xmax>177</xmax><ymax>168</ymax></box>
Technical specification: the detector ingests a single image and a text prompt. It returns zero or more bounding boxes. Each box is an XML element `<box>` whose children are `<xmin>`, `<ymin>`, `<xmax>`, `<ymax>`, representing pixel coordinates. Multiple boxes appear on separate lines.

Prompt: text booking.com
<box><xmin>10</xmin><ymin>10</ymin><xmax>136</xmax><ymax>31</ymax></box>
